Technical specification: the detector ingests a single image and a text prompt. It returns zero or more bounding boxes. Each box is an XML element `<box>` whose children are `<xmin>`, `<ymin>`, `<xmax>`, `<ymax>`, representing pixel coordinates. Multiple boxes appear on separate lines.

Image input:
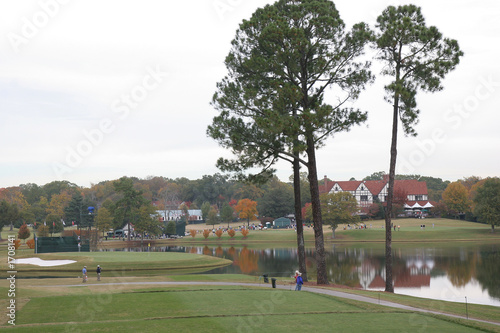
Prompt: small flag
<box><xmin>53</xmin><ymin>222</ymin><xmax>55</xmax><ymax>226</ymax></box>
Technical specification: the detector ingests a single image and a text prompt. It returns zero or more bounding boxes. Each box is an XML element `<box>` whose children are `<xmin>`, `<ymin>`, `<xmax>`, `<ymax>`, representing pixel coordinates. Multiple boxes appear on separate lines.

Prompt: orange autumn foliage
<box><xmin>190</xmin><ymin>229</ymin><xmax>197</xmax><ymax>238</ymax></box>
<box><xmin>26</xmin><ymin>238</ymin><xmax>35</xmax><ymax>249</ymax></box>
<box><xmin>241</xmin><ymin>229</ymin><xmax>249</xmax><ymax>238</ymax></box>
<box><xmin>215</xmin><ymin>229</ymin><xmax>223</xmax><ymax>239</ymax></box>
<box><xmin>202</xmin><ymin>229</ymin><xmax>211</xmax><ymax>239</ymax></box>
<box><xmin>227</xmin><ymin>229</ymin><xmax>236</xmax><ymax>238</ymax></box>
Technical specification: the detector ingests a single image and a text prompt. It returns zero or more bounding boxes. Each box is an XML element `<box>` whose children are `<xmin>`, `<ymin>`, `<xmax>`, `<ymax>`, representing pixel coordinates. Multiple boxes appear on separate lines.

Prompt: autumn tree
<box><xmin>442</xmin><ymin>182</ymin><xmax>470</xmax><ymax>219</ymax></box>
<box><xmin>473</xmin><ymin>178</ymin><xmax>500</xmax><ymax>233</ymax></box>
<box><xmin>319</xmin><ymin>192</ymin><xmax>360</xmax><ymax>238</ymax></box>
<box><xmin>373</xmin><ymin>4</ymin><xmax>463</xmax><ymax>292</ymax></box>
<box><xmin>18</xmin><ymin>223</ymin><xmax>31</xmax><ymax>242</ymax></box>
<box><xmin>46</xmin><ymin>191</ymin><xmax>71</xmax><ymax>220</ymax></box>
<box><xmin>234</xmin><ymin>199</ymin><xmax>258</xmax><ymax>227</ymax></box>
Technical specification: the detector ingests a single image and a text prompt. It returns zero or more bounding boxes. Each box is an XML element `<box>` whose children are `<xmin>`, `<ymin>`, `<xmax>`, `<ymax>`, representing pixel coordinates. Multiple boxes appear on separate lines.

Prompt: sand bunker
<box><xmin>14</xmin><ymin>258</ymin><xmax>76</xmax><ymax>267</ymax></box>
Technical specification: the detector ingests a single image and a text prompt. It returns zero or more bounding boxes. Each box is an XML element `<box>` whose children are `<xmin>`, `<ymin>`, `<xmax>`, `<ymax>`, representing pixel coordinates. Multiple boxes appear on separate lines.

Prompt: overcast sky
<box><xmin>0</xmin><ymin>0</ymin><xmax>499</xmax><ymax>188</ymax></box>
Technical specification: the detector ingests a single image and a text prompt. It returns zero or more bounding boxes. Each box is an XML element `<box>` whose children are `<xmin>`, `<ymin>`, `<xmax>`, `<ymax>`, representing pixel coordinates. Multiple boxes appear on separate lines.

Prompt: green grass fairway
<box><xmin>3</xmin><ymin>286</ymin><xmax>496</xmax><ymax>332</ymax></box>
<box><xmin>0</xmin><ymin>252</ymin><xmax>232</xmax><ymax>278</ymax></box>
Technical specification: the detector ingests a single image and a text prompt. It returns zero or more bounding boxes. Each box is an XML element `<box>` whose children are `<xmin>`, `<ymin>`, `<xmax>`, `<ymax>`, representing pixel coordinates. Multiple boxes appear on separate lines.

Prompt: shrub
<box><xmin>227</xmin><ymin>229</ymin><xmax>236</xmax><ymax>238</ymax></box>
<box><xmin>26</xmin><ymin>238</ymin><xmax>35</xmax><ymax>249</ymax></box>
<box><xmin>37</xmin><ymin>225</ymin><xmax>50</xmax><ymax>237</ymax></box>
<box><xmin>215</xmin><ymin>229</ymin><xmax>223</xmax><ymax>239</ymax></box>
<box><xmin>18</xmin><ymin>223</ymin><xmax>31</xmax><ymax>241</ymax></box>
<box><xmin>13</xmin><ymin>239</ymin><xmax>21</xmax><ymax>249</ymax></box>
<box><xmin>241</xmin><ymin>228</ymin><xmax>249</xmax><ymax>238</ymax></box>
<box><xmin>202</xmin><ymin>229</ymin><xmax>210</xmax><ymax>239</ymax></box>
<box><xmin>190</xmin><ymin>229</ymin><xmax>197</xmax><ymax>238</ymax></box>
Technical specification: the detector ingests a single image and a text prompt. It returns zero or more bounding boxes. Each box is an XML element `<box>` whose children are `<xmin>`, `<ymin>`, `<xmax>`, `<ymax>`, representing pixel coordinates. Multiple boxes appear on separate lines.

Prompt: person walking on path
<box><xmin>96</xmin><ymin>265</ymin><xmax>101</xmax><ymax>281</ymax></box>
<box><xmin>82</xmin><ymin>266</ymin><xmax>87</xmax><ymax>283</ymax></box>
<box><xmin>295</xmin><ymin>271</ymin><xmax>303</xmax><ymax>291</ymax></box>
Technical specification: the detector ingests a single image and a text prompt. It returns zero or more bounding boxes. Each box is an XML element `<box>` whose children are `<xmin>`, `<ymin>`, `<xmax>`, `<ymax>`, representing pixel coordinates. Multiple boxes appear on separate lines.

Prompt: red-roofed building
<box><xmin>321</xmin><ymin>175</ymin><xmax>432</xmax><ymax>209</ymax></box>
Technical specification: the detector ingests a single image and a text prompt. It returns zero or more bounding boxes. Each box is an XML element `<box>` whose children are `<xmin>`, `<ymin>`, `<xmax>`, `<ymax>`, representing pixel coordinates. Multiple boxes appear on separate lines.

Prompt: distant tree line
<box><xmin>1</xmin><ymin>172</ymin><xmax>497</xmax><ymax>237</ymax></box>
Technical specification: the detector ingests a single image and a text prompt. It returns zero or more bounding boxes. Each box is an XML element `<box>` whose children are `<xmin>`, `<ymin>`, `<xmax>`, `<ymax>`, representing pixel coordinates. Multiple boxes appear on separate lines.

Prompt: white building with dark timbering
<box><xmin>320</xmin><ymin>175</ymin><xmax>434</xmax><ymax>211</ymax></box>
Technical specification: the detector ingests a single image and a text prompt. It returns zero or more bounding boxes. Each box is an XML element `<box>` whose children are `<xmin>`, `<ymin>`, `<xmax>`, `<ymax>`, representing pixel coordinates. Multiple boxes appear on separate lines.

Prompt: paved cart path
<box><xmin>41</xmin><ymin>280</ymin><xmax>500</xmax><ymax>327</ymax></box>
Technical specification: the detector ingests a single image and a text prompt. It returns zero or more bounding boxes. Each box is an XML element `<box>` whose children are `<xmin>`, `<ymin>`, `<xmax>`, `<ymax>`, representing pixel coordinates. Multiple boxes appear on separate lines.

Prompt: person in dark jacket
<box><xmin>295</xmin><ymin>272</ymin><xmax>303</xmax><ymax>291</ymax></box>
<box><xmin>96</xmin><ymin>265</ymin><xmax>102</xmax><ymax>281</ymax></box>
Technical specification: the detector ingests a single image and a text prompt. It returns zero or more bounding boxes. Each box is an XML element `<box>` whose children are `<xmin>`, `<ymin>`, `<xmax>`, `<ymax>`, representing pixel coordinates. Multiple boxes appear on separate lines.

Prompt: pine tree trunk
<box><xmin>384</xmin><ymin>90</ymin><xmax>400</xmax><ymax>293</ymax></box>
<box><xmin>306</xmin><ymin>134</ymin><xmax>328</xmax><ymax>285</ymax></box>
<box><xmin>293</xmin><ymin>156</ymin><xmax>307</xmax><ymax>282</ymax></box>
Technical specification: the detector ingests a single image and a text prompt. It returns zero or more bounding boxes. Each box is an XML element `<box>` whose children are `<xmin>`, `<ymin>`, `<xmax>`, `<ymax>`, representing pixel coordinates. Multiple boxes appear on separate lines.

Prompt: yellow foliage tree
<box><xmin>234</xmin><ymin>199</ymin><xmax>258</xmax><ymax>227</ymax></box>
<box><xmin>442</xmin><ymin>182</ymin><xmax>471</xmax><ymax>218</ymax></box>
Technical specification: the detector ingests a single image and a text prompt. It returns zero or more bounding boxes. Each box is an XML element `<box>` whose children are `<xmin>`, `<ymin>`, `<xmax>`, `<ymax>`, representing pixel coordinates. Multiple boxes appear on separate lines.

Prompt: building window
<box><xmin>360</xmin><ymin>195</ymin><xmax>368</xmax><ymax>201</ymax></box>
<box><xmin>415</xmin><ymin>195</ymin><xmax>423</xmax><ymax>201</ymax></box>
<box><xmin>384</xmin><ymin>195</ymin><xmax>387</xmax><ymax>202</ymax></box>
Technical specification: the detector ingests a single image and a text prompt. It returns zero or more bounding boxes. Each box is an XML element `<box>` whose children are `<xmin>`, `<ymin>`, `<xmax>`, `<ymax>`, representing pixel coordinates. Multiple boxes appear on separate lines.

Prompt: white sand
<box><xmin>14</xmin><ymin>258</ymin><xmax>76</xmax><ymax>267</ymax></box>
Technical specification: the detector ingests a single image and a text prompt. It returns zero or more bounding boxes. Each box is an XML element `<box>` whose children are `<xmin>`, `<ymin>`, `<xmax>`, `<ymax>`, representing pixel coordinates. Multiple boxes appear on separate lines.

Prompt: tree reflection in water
<box><xmin>137</xmin><ymin>243</ymin><xmax>499</xmax><ymax>306</ymax></box>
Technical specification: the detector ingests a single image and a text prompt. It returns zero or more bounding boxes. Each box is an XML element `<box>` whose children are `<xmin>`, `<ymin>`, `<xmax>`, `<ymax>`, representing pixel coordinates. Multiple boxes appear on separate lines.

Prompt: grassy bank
<box><xmin>0</xmin><ymin>251</ymin><xmax>232</xmax><ymax>278</ymax></box>
<box><xmin>2</xmin><ymin>218</ymin><xmax>498</xmax><ymax>249</ymax></box>
<box><xmin>175</xmin><ymin>218</ymin><xmax>499</xmax><ymax>245</ymax></box>
<box><xmin>1</xmin><ymin>282</ymin><xmax>498</xmax><ymax>332</ymax></box>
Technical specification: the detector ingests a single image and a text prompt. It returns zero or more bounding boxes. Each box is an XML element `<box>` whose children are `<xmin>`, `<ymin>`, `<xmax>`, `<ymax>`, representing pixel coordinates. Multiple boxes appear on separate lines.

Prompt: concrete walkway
<box><xmin>42</xmin><ymin>280</ymin><xmax>500</xmax><ymax>327</ymax></box>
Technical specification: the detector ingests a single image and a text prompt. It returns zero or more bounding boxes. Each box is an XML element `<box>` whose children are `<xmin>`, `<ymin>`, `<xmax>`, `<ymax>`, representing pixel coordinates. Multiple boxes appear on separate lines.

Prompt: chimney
<box><xmin>383</xmin><ymin>174</ymin><xmax>389</xmax><ymax>183</ymax></box>
<box><xmin>324</xmin><ymin>175</ymin><xmax>328</xmax><ymax>192</ymax></box>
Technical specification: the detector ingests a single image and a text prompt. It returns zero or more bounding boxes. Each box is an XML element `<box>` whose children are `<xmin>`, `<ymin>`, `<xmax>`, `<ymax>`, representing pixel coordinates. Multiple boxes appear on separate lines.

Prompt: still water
<box><xmin>107</xmin><ymin>242</ymin><xmax>500</xmax><ymax>307</ymax></box>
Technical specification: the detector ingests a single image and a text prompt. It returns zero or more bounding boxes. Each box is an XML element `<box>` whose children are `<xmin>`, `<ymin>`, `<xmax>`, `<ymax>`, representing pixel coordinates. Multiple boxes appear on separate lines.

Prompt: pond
<box><xmin>103</xmin><ymin>242</ymin><xmax>500</xmax><ymax>307</ymax></box>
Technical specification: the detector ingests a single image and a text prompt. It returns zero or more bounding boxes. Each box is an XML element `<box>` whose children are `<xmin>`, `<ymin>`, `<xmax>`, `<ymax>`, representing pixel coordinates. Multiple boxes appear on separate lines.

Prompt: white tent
<box><xmin>411</xmin><ymin>202</ymin><xmax>423</xmax><ymax>209</ymax></box>
<box><xmin>423</xmin><ymin>202</ymin><xmax>434</xmax><ymax>208</ymax></box>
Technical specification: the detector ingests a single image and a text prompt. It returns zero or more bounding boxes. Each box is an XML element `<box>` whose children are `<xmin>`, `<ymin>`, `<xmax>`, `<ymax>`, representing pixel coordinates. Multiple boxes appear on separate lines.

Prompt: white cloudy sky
<box><xmin>0</xmin><ymin>0</ymin><xmax>499</xmax><ymax>188</ymax></box>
